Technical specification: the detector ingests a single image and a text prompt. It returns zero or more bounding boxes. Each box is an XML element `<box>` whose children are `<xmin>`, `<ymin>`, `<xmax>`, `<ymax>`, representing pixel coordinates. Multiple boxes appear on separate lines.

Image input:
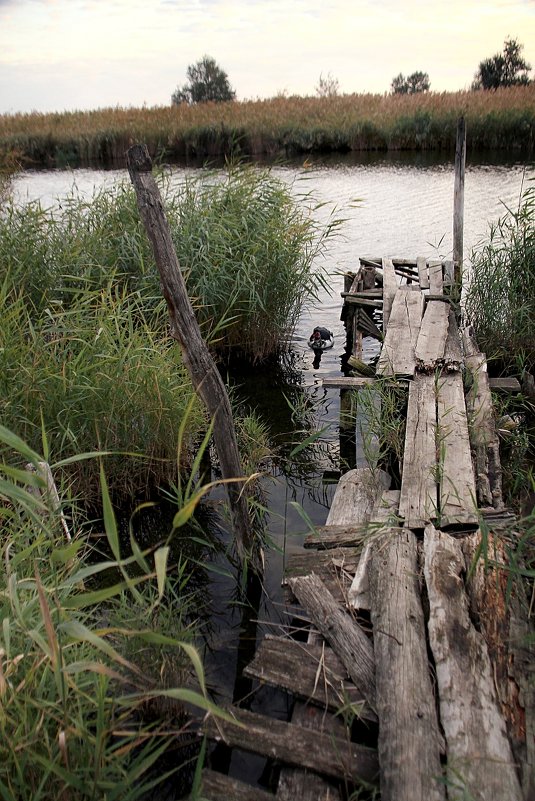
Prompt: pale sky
<box><xmin>1</xmin><ymin>0</ymin><xmax>534</xmax><ymax>114</ymax></box>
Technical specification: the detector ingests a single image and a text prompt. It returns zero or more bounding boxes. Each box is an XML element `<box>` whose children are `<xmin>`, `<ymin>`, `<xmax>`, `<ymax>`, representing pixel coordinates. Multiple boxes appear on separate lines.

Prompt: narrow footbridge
<box><xmin>198</xmin><ymin>257</ymin><xmax>533</xmax><ymax>801</ymax></box>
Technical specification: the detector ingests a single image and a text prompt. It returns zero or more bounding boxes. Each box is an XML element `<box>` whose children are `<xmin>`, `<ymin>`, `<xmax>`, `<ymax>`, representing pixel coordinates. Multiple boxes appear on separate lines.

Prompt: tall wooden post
<box><xmin>453</xmin><ymin>116</ymin><xmax>466</xmax><ymax>288</ymax></box>
<box><xmin>126</xmin><ymin>144</ymin><xmax>255</xmax><ymax>567</ymax></box>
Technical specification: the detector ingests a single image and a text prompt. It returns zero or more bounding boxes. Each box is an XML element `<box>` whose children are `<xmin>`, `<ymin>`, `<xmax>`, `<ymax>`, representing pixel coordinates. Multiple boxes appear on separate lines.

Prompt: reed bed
<box><xmin>1</xmin><ymin>85</ymin><xmax>534</xmax><ymax>166</ymax></box>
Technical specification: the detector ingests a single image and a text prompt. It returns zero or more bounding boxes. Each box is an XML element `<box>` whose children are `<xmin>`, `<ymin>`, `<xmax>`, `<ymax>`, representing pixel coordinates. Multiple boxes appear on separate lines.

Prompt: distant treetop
<box><xmin>391</xmin><ymin>71</ymin><xmax>430</xmax><ymax>95</ymax></box>
<box><xmin>172</xmin><ymin>56</ymin><xmax>236</xmax><ymax>105</ymax></box>
<box><xmin>472</xmin><ymin>37</ymin><xmax>532</xmax><ymax>90</ymax></box>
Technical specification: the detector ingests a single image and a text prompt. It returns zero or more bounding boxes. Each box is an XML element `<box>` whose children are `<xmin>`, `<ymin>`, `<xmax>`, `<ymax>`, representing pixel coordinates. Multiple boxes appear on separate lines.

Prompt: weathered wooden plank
<box><xmin>200</xmin><ymin>769</ymin><xmax>275</xmax><ymax>801</ymax></box>
<box><xmin>381</xmin><ymin>257</ymin><xmax>397</xmax><ymax>329</ymax></box>
<box><xmin>348</xmin><ymin>490</ymin><xmax>401</xmax><ymax>610</ymax></box>
<box><xmin>428</xmin><ymin>261</ymin><xmax>443</xmax><ymax>294</ymax></box>
<box><xmin>417</xmin><ymin>255</ymin><xmax>429</xmax><ymax>289</ymax></box>
<box><xmin>304</xmin><ymin>524</ymin><xmax>369</xmax><ymax>550</ymax></box>
<box><xmin>424</xmin><ymin>525</ymin><xmax>523</xmax><ymax>801</ymax></box>
<box><xmin>287</xmin><ymin>574</ymin><xmax>376</xmax><ymax>708</ymax></box>
<box><xmin>342</xmin><ymin>289</ymin><xmax>383</xmax><ymax>299</ymax></box>
<box><xmin>321</xmin><ymin>377</ymin><xmax>375</xmax><ymax>389</ymax></box>
<box><xmin>436</xmin><ymin>373</ymin><xmax>478</xmax><ymax>531</ymax></box>
<box><xmin>414</xmin><ymin>300</ymin><xmax>449</xmax><ymax>371</ymax></box>
<box><xmin>398</xmin><ymin>375</ymin><xmax>437</xmax><ymax>529</ymax></box>
<box><xmin>343</xmin><ymin>295</ymin><xmax>383</xmax><ymax>309</ymax></box>
<box><xmin>442</xmin><ymin>308</ymin><xmax>463</xmax><ymax>371</ymax></box>
<box><xmin>443</xmin><ymin>259</ymin><xmax>455</xmax><ymax>286</ymax></box>
<box><xmin>284</xmin><ymin>548</ymin><xmax>360</xmax><ymax>605</ymax></box>
<box><xmin>488</xmin><ymin>376</ymin><xmax>521</xmax><ymax>392</ymax></box>
<box><xmin>203</xmin><ymin>706</ymin><xmax>379</xmax><ymax>785</ymax></box>
<box><xmin>369</xmin><ymin>527</ymin><xmax>445</xmax><ymax>801</ymax></box>
<box><xmin>243</xmin><ymin>635</ymin><xmax>376</xmax><ymax>721</ymax></box>
<box><xmin>376</xmin><ymin>286</ymin><xmax>424</xmax><ymax>377</ymax></box>
<box><xmin>326</xmin><ymin>467</ymin><xmax>391</xmax><ymax>526</ymax></box>
<box><xmin>354</xmin><ymin>308</ymin><xmax>383</xmax><ymax>340</ymax></box>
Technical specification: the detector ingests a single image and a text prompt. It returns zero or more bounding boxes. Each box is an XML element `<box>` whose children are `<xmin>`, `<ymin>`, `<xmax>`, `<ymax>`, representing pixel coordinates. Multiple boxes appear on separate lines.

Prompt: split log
<box><xmin>376</xmin><ymin>286</ymin><xmax>424</xmax><ymax>377</ymax></box>
<box><xmin>398</xmin><ymin>375</ymin><xmax>437</xmax><ymax>529</ymax></box>
<box><xmin>284</xmin><ymin>548</ymin><xmax>360</xmax><ymax>605</ymax></box>
<box><xmin>436</xmin><ymin>373</ymin><xmax>478</xmax><ymax>531</ymax></box>
<box><xmin>304</xmin><ymin>523</ymin><xmax>369</xmax><ymax>550</ymax></box>
<box><xmin>287</xmin><ymin>574</ymin><xmax>376</xmax><ymax>709</ymax></box>
<box><xmin>326</xmin><ymin>468</ymin><xmax>390</xmax><ymax>526</ymax></box>
<box><xmin>126</xmin><ymin>144</ymin><xmax>254</xmax><ymax>563</ymax></box>
<box><xmin>369</xmin><ymin>527</ymin><xmax>445</xmax><ymax>801</ymax></box>
<box><xmin>203</xmin><ymin>706</ymin><xmax>378</xmax><ymax>785</ymax></box>
<box><xmin>424</xmin><ymin>525</ymin><xmax>522</xmax><ymax>801</ymax></box>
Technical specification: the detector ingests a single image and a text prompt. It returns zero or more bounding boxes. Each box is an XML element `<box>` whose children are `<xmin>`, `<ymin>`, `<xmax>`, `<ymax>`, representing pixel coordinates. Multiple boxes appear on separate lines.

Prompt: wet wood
<box><xmin>424</xmin><ymin>525</ymin><xmax>522</xmax><ymax>801</ymax></box>
<box><xmin>376</xmin><ymin>286</ymin><xmax>424</xmax><ymax>377</ymax></box>
<box><xmin>369</xmin><ymin>527</ymin><xmax>445</xmax><ymax>801</ymax></box>
<box><xmin>436</xmin><ymin>373</ymin><xmax>478</xmax><ymax>531</ymax></box>
<box><xmin>243</xmin><ymin>635</ymin><xmax>376</xmax><ymax>721</ymax></box>
<box><xmin>304</xmin><ymin>523</ymin><xmax>369</xmax><ymax>550</ymax></box>
<box><xmin>126</xmin><ymin>144</ymin><xmax>253</xmax><ymax>562</ymax></box>
<box><xmin>200</xmin><ymin>769</ymin><xmax>274</xmax><ymax>801</ymax></box>
<box><xmin>287</xmin><ymin>574</ymin><xmax>376</xmax><ymax>708</ymax></box>
<box><xmin>417</xmin><ymin>255</ymin><xmax>429</xmax><ymax>289</ymax></box>
<box><xmin>381</xmin><ymin>257</ymin><xmax>398</xmax><ymax>329</ymax></box>
<box><xmin>398</xmin><ymin>375</ymin><xmax>437</xmax><ymax>529</ymax></box>
<box><xmin>414</xmin><ymin>300</ymin><xmax>449</xmax><ymax>370</ymax></box>
<box><xmin>203</xmin><ymin>706</ymin><xmax>379</xmax><ymax>784</ymax></box>
<box><xmin>326</xmin><ymin>467</ymin><xmax>390</xmax><ymax>526</ymax></box>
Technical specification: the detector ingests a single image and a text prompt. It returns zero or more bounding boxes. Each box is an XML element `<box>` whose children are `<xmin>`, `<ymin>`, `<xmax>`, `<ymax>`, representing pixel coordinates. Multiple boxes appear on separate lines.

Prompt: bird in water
<box><xmin>308</xmin><ymin>326</ymin><xmax>334</xmax><ymax>368</ymax></box>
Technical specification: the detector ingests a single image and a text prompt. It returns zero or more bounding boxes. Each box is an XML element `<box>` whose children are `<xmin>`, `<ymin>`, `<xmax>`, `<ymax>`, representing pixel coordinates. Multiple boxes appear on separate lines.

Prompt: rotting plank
<box><xmin>287</xmin><ymin>574</ymin><xmax>376</xmax><ymax>709</ymax></box>
<box><xmin>414</xmin><ymin>300</ymin><xmax>449</xmax><ymax>371</ymax></box>
<box><xmin>442</xmin><ymin>308</ymin><xmax>463</xmax><ymax>372</ymax></box>
<box><xmin>284</xmin><ymin>547</ymin><xmax>360</xmax><ymax>605</ymax></box>
<box><xmin>381</xmin><ymin>257</ymin><xmax>397</xmax><ymax>330</ymax></box>
<box><xmin>398</xmin><ymin>375</ymin><xmax>437</xmax><ymax>529</ymax></box>
<box><xmin>243</xmin><ymin>635</ymin><xmax>376</xmax><ymax>722</ymax></box>
<box><xmin>424</xmin><ymin>525</ymin><xmax>523</xmax><ymax>801</ymax></box>
<box><xmin>436</xmin><ymin>373</ymin><xmax>478</xmax><ymax>531</ymax></box>
<box><xmin>304</xmin><ymin>523</ymin><xmax>369</xmax><ymax>550</ymax></box>
<box><xmin>348</xmin><ymin>490</ymin><xmax>400</xmax><ymax>611</ymax></box>
<box><xmin>428</xmin><ymin>261</ymin><xmax>443</xmax><ymax>294</ymax></box>
<box><xmin>321</xmin><ymin>377</ymin><xmax>375</xmax><ymax>389</ymax></box>
<box><xmin>326</xmin><ymin>467</ymin><xmax>390</xmax><ymax>526</ymax></box>
<box><xmin>376</xmin><ymin>286</ymin><xmax>424</xmax><ymax>377</ymax></box>
<box><xmin>203</xmin><ymin>706</ymin><xmax>379</xmax><ymax>785</ymax></box>
<box><xmin>369</xmin><ymin>527</ymin><xmax>445</xmax><ymax>801</ymax></box>
<box><xmin>200</xmin><ymin>769</ymin><xmax>275</xmax><ymax>801</ymax></box>
<box><xmin>417</xmin><ymin>255</ymin><xmax>429</xmax><ymax>289</ymax></box>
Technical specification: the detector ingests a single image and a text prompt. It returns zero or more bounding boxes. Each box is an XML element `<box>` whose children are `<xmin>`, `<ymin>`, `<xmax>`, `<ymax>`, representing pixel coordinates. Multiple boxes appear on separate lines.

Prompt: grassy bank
<box><xmin>1</xmin><ymin>85</ymin><xmax>534</xmax><ymax>167</ymax></box>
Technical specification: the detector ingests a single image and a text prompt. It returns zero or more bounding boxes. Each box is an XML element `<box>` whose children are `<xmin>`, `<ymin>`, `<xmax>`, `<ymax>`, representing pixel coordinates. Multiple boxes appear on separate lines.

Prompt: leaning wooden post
<box><xmin>126</xmin><ymin>144</ymin><xmax>254</xmax><ymax>566</ymax></box>
<box><xmin>453</xmin><ymin>116</ymin><xmax>466</xmax><ymax>289</ymax></box>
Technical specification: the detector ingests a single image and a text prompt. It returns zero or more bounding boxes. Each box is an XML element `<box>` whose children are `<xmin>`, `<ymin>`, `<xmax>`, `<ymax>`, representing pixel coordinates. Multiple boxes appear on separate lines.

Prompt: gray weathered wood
<box><xmin>369</xmin><ymin>527</ymin><xmax>445</xmax><ymax>801</ymax></box>
<box><xmin>200</xmin><ymin>769</ymin><xmax>275</xmax><ymax>801</ymax></box>
<box><xmin>424</xmin><ymin>525</ymin><xmax>523</xmax><ymax>801</ymax></box>
<box><xmin>376</xmin><ymin>286</ymin><xmax>424</xmax><ymax>377</ymax></box>
<box><xmin>126</xmin><ymin>144</ymin><xmax>253</xmax><ymax>562</ymax></box>
<box><xmin>381</xmin><ymin>257</ymin><xmax>397</xmax><ymax>330</ymax></box>
<box><xmin>442</xmin><ymin>308</ymin><xmax>463</xmax><ymax>371</ymax></box>
<box><xmin>415</xmin><ymin>300</ymin><xmax>449</xmax><ymax>370</ymax></box>
<box><xmin>203</xmin><ymin>706</ymin><xmax>378</xmax><ymax>784</ymax></box>
<box><xmin>398</xmin><ymin>375</ymin><xmax>437</xmax><ymax>529</ymax></box>
<box><xmin>348</xmin><ymin>490</ymin><xmax>400</xmax><ymax>610</ymax></box>
<box><xmin>326</xmin><ymin>468</ymin><xmax>390</xmax><ymax>526</ymax></box>
<box><xmin>428</xmin><ymin>261</ymin><xmax>443</xmax><ymax>294</ymax></box>
<box><xmin>287</xmin><ymin>574</ymin><xmax>376</xmax><ymax>708</ymax></box>
<box><xmin>343</xmin><ymin>295</ymin><xmax>382</xmax><ymax>309</ymax></box>
<box><xmin>304</xmin><ymin>523</ymin><xmax>369</xmax><ymax>550</ymax></box>
<box><xmin>284</xmin><ymin>548</ymin><xmax>360</xmax><ymax>605</ymax></box>
<box><xmin>436</xmin><ymin>373</ymin><xmax>478</xmax><ymax>531</ymax></box>
<box><xmin>417</xmin><ymin>255</ymin><xmax>429</xmax><ymax>289</ymax></box>
<box><xmin>453</xmin><ymin>116</ymin><xmax>466</xmax><ymax>283</ymax></box>
<box><xmin>243</xmin><ymin>635</ymin><xmax>376</xmax><ymax>721</ymax></box>
<box><xmin>321</xmin><ymin>377</ymin><xmax>375</xmax><ymax>389</ymax></box>
<box><xmin>443</xmin><ymin>259</ymin><xmax>455</xmax><ymax>286</ymax></box>
<box><xmin>488</xmin><ymin>376</ymin><xmax>521</xmax><ymax>391</ymax></box>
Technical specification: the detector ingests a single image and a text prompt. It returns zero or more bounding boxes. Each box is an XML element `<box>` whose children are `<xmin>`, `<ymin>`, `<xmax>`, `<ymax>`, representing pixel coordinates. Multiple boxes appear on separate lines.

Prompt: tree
<box><xmin>316</xmin><ymin>72</ymin><xmax>340</xmax><ymax>98</ymax></box>
<box><xmin>172</xmin><ymin>56</ymin><xmax>236</xmax><ymax>105</ymax></box>
<box><xmin>391</xmin><ymin>71</ymin><xmax>430</xmax><ymax>94</ymax></box>
<box><xmin>472</xmin><ymin>37</ymin><xmax>531</xmax><ymax>90</ymax></box>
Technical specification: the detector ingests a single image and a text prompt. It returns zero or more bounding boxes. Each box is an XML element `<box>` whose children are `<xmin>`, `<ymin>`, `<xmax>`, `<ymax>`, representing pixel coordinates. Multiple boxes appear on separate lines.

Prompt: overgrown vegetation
<box><xmin>172</xmin><ymin>55</ymin><xmax>236</xmax><ymax>106</ymax></box>
<box><xmin>1</xmin><ymin>85</ymin><xmax>534</xmax><ymax>167</ymax></box>
<box><xmin>472</xmin><ymin>37</ymin><xmax>532</xmax><ymax>91</ymax></box>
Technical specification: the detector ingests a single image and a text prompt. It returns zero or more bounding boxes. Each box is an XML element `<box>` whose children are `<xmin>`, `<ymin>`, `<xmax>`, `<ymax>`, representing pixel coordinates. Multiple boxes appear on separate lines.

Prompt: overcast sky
<box><xmin>1</xmin><ymin>0</ymin><xmax>534</xmax><ymax>114</ymax></box>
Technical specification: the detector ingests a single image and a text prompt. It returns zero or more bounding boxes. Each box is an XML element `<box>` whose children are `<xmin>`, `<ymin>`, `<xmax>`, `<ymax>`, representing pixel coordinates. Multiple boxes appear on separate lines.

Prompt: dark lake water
<box><xmin>11</xmin><ymin>151</ymin><xmax>535</xmax><ymax>791</ymax></box>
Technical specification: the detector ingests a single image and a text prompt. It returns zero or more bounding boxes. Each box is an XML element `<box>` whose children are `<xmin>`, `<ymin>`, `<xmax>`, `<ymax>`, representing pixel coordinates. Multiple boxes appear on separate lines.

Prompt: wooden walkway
<box><xmin>197</xmin><ymin>257</ymin><xmax>533</xmax><ymax>801</ymax></box>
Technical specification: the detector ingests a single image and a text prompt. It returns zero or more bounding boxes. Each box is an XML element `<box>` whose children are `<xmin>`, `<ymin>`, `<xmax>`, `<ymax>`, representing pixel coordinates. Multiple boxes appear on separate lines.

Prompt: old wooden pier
<box><xmin>198</xmin><ymin>251</ymin><xmax>534</xmax><ymax>801</ymax></box>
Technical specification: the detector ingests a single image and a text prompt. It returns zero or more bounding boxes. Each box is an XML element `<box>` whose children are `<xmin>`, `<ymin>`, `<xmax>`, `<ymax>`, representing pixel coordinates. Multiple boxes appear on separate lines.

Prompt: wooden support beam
<box><xmin>381</xmin><ymin>257</ymin><xmax>397</xmax><ymax>330</ymax></box>
<box><xmin>398</xmin><ymin>375</ymin><xmax>437</xmax><ymax>529</ymax></box>
<box><xmin>428</xmin><ymin>261</ymin><xmax>443</xmax><ymax>294</ymax></box>
<box><xmin>200</xmin><ymin>769</ymin><xmax>275</xmax><ymax>801</ymax></box>
<box><xmin>436</xmin><ymin>373</ymin><xmax>478</xmax><ymax>531</ymax></box>
<box><xmin>417</xmin><ymin>255</ymin><xmax>429</xmax><ymax>289</ymax></box>
<box><xmin>453</xmin><ymin>116</ymin><xmax>466</xmax><ymax>284</ymax></box>
<box><xmin>369</xmin><ymin>527</ymin><xmax>445</xmax><ymax>801</ymax></box>
<box><xmin>203</xmin><ymin>706</ymin><xmax>379</xmax><ymax>785</ymax></box>
<box><xmin>424</xmin><ymin>525</ymin><xmax>523</xmax><ymax>801</ymax></box>
<box><xmin>414</xmin><ymin>300</ymin><xmax>449</xmax><ymax>371</ymax></box>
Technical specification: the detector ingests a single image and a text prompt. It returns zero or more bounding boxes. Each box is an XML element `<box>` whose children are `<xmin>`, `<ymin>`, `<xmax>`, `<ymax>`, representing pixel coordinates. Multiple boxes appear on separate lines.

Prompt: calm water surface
<box><xmin>11</xmin><ymin>153</ymin><xmax>535</xmax><ymax>789</ymax></box>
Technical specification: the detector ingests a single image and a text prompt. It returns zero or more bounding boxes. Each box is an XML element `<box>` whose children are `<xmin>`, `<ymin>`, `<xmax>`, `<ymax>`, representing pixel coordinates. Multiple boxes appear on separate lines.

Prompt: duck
<box><xmin>308</xmin><ymin>326</ymin><xmax>334</xmax><ymax>351</ymax></box>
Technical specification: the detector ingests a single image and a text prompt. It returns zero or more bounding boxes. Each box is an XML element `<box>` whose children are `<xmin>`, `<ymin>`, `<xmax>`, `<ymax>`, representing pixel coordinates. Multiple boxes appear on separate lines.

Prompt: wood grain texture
<box><xmin>417</xmin><ymin>255</ymin><xmax>429</xmax><ymax>289</ymax></box>
<box><xmin>414</xmin><ymin>300</ymin><xmax>449</xmax><ymax>370</ymax></box>
<box><xmin>326</xmin><ymin>468</ymin><xmax>390</xmax><ymax>526</ymax></box>
<box><xmin>381</xmin><ymin>257</ymin><xmax>398</xmax><ymax>330</ymax></box>
<box><xmin>424</xmin><ymin>525</ymin><xmax>522</xmax><ymax>801</ymax></box>
<box><xmin>377</xmin><ymin>286</ymin><xmax>424</xmax><ymax>377</ymax></box>
<box><xmin>200</xmin><ymin>769</ymin><xmax>275</xmax><ymax>801</ymax></box>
